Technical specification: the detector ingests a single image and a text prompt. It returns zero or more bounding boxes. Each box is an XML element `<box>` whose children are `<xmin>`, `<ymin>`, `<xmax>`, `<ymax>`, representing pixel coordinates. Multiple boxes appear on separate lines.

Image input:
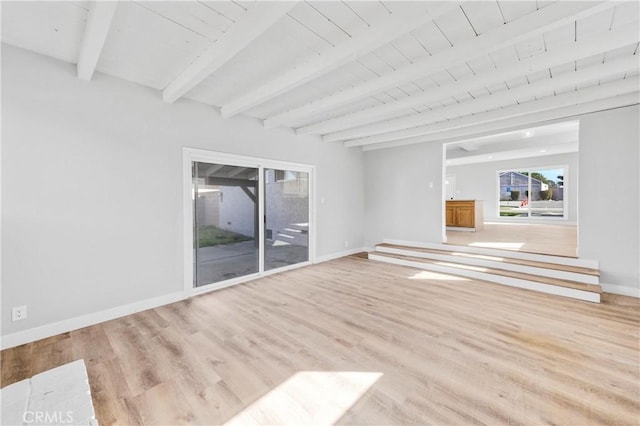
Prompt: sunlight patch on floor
<box><xmin>409</xmin><ymin>270</ymin><xmax>469</xmax><ymax>281</ymax></box>
<box><xmin>469</xmin><ymin>242</ymin><xmax>524</xmax><ymax>250</ymax></box>
<box><xmin>224</xmin><ymin>371</ymin><xmax>382</xmax><ymax>426</ymax></box>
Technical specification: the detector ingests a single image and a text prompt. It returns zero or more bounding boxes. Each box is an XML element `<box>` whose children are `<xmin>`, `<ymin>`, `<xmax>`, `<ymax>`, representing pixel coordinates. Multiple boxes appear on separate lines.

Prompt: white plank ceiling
<box><xmin>2</xmin><ymin>1</ymin><xmax>639</xmax><ymax>151</ymax></box>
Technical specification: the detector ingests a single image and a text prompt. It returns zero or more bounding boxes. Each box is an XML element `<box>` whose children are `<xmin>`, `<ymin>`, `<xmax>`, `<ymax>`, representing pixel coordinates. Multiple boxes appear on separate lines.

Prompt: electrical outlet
<box><xmin>12</xmin><ymin>305</ymin><xmax>27</xmax><ymax>321</ymax></box>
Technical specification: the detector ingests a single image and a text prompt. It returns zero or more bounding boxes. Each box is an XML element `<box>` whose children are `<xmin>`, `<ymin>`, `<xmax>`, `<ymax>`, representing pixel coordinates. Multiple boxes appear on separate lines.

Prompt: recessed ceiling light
<box><xmin>488</xmin><ymin>155</ymin><xmax>493</xmax><ymax>159</ymax></box>
<box><xmin>524</xmin><ymin>130</ymin><xmax>533</xmax><ymax>138</ymax></box>
<box><xmin>540</xmin><ymin>149</ymin><xmax>547</xmax><ymax>153</ymax></box>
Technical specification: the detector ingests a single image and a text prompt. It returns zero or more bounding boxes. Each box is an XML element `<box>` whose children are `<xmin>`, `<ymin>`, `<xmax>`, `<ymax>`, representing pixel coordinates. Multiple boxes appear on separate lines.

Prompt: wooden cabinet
<box><xmin>445</xmin><ymin>205</ymin><xmax>455</xmax><ymax>226</ymax></box>
<box><xmin>446</xmin><ymin>200</ymin><xmax>483</xmax><ymax>231</ymax></box>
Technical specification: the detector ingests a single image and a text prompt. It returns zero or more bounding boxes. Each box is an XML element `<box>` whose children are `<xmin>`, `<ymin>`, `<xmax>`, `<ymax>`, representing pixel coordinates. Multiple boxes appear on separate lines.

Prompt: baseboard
<box><xmin>1</xmin><ymin>291</ymin><xmax>187</xmax><ymax>350</ymax></box>
<box><xmin>446</xmin><ymin>226</ymin><xmax>476</xmax><ymax>232</ymax></box>
<box><xmin>314</xmin><ymin>247</ymin><xmax>367</xmax><ymax>264</ymax></box>
<box><xmin>601</xmin><ymin>283</ymin><xmax>640</xmax><ymax>298</ymax></box>
<box><xmin>485</xmin><ymin>220</ymin><xmax>578</xmax><ymax>226</ymax></box>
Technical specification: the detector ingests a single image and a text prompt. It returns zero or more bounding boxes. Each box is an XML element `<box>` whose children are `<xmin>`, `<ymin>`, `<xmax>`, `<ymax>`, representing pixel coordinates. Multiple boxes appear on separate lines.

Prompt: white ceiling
<box><xmin>2</xmin><ymin>1</ymin><xmax>639</xmax><ymax>151</ymax></box>
<box><xmin>445</xmin><ymin>121</ymin><xmax>579</xmax><ymax>165</ymax></box>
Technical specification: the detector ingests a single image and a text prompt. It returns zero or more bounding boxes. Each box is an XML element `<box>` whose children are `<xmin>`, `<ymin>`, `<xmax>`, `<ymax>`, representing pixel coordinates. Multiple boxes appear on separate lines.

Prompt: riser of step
<box><xmin>384</xmin><ymin>239</ymin><xmax>599</xmax><ymax>269</ymax></box>
<box><xmin>376</xmin><ymin>246</ymin><xmax>599</xmax><ymax>285</ymax></box>
<box><xmin>369</xmin><ymin>253</ymin><xmax>600</xmax><ymax>303</ymax></box>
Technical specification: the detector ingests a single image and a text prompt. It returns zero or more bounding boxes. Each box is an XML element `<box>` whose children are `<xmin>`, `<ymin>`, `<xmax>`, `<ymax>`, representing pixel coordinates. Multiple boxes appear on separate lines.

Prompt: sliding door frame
<box><xmin>182</xmin><ymin>147</ymin><xmax>316</xmax><ymax>296</ymax></box>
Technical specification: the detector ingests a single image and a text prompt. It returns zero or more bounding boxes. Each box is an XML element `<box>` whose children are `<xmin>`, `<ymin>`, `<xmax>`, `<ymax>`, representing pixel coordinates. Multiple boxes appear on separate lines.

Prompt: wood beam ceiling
<box><xmin>13</xmin><ymin>0</ymin><xmax>632</xmax><ymax>153</ymax></box>
<box><xmin>299</xmin><ymin>24</ymin><xmax>639</xmax><ymax>136</ymax></box>
<box><xmin>264</xmin><ymin>1</ymin><xmax>620</xmax><ymax>130</ymax></box>
<box><xmin>220</xmin><ymin>2</ymin><xmax>457</xmax><ymax>119</ymax></box>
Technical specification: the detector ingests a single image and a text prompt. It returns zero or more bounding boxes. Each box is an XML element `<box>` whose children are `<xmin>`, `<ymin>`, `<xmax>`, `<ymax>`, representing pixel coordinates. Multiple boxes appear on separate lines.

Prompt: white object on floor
<box><xmin>1</xmin><ymin>359</ymin><xmax>98</xmax><ymax>425</ymax></box>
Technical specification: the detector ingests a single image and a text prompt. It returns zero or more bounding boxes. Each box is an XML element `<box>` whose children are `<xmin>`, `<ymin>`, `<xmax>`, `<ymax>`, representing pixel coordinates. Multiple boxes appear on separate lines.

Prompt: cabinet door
<box><xmin>456</xmin><ymin>207</ymin><xmax>475</xmax><ymax>227</ymax></box>
<box><xmin>446</xmin><ymin>206</ymin><xmax>455</xmax><ymax>226</ymax></box>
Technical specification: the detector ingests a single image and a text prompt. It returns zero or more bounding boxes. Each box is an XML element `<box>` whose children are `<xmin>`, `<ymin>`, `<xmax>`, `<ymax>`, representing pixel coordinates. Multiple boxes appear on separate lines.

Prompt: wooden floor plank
<box><xmin>2</xmin><ymin>257</ymin><xmax>638</xmax><ymax>425</ymax></box>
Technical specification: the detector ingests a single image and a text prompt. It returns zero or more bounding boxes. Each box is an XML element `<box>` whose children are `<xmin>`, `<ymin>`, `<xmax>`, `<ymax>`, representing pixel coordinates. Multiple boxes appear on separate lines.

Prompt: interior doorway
<box><xmin>442</xmin><ymin>121</ymin><xmax>579</xmax><ymax>258</ymax></box>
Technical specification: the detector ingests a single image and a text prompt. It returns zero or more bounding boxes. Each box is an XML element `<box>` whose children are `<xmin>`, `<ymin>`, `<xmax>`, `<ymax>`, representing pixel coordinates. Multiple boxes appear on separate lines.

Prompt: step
<box><xmin>368</xmin><ymin>251</ymin><xmax>601</xmax><ymax>303</ymax></box>
<box><xmin>377</xmin><ymin>243</ymin><xmax>599</xmax><ymax>285</ymax></box>
<box><xmin>283</xmin><ymin>227</ymin><xmax>303</xmax><ymax>233</ymax></box>
<box><xmin>383</xmin><ymin>239</ymin><xmax>599</xmax><ymax>269</ymax></box>
<box><xmin>276</xmin><ymin>232</ymin><xmax>295</xmax><ymax>239</ymax></box>
<box><xmin>288</xmin><ymin>222</ymin><xmax>309</xmax><ymax>232</ymax></box>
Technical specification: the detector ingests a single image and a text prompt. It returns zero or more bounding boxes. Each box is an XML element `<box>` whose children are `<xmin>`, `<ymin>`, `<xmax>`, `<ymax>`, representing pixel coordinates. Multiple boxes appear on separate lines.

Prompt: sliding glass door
<box><xmin>187</xmin><ymin>150</ymin><xmax>313</xmax><ymax>290</ymax></box>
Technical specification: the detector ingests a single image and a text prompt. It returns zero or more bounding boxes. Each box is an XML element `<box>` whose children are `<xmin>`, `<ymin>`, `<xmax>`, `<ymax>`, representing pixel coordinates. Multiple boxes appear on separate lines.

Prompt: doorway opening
<box><xmin>443</xmin><ymin>121</ymin><xmax>579</xmax><ymax>258</ymax></box>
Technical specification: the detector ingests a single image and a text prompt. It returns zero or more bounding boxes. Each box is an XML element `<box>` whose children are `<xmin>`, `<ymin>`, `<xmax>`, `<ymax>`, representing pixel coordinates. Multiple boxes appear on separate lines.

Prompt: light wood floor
<box><xmin>2</xmin><ymin>256</ymin><xmax>638</xmax><ymax>425</ymax></box>
<box><xmin>447</xmin><ymin>222</ymin><xmax>578</xmax><ymax>257</ymax></box>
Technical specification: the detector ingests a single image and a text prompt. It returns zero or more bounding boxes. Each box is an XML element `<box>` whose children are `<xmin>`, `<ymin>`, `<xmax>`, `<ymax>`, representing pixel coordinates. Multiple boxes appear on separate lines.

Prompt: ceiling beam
<box><xmin>205</xmin><ymin>177</ymin><xmax>256</xmax><ymax>188</ymax></box>
<box><xmin>264</xmin><ymin>1</ymin><xmax>619</xmax><ymax>130</ymax></box>
<box><xmin>361</xmin><ymin>92</ymin><xmax>639</xmax><ymax>152</ymax></box>
<box><xmin>205</xmin><ymin>164</ymin><xmax>225</xmax><ymax>177</ymax></box>
<box><xmin>330</xmin><ymin>55</ymin><xmax>638</xmax><ymax>143</ymax></box>
<box><xmin>298</xmin><ymin>24</ymin><xmax>638</xmax><ymax>136</ymax></box>
<box><xmin>77</xmin><ymin>1</ymin><xmax>118</xmax><ymax>81</ymax></box>
<box><xmin>227</xmin><ymin>167</ymin><xmax>248</xmax><ymax>178</ymax></box>
<box><xmin>162</xmin><ymin>2</ymin><xmax>296</xmax><ymax>104</ymax></box>
<box><xmin>345</xmin><ymin>77</ymin><xmax>639</xmax><ymax>149</ymax></box>
<box><xmin>220</xmin><ymin>2</ymin><xmax>457</xmax><ymax>119</ymax></box>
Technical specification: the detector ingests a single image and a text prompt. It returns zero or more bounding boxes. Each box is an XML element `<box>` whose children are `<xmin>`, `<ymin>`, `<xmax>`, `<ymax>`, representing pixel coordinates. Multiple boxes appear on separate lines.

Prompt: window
<box><xmin>273</xmin><ymin>169</ymin><xmax>297</xmax><ymax>182</ymax></box>
<box><xmin>498</xmin><ymin>166</ymin><xmax>566</xmax><ymax>219</ymax></box>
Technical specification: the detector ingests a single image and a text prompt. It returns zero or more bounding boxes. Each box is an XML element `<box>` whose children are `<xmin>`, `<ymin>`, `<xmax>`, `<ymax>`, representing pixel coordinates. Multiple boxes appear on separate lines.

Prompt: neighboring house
<box><xmin>499</xmin><ymin>171</ymin><xmax>545</xmax><ymax>201</ymax></box>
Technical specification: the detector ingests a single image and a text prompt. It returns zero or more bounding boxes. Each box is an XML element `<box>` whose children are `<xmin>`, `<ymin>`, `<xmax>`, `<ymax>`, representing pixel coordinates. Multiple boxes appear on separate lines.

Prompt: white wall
<box><xmin>447</xmin><ymin>152</ymin><xmax>578</xmax><ymax>223</ymax></box>
<box><xmin>364</xmin><ymin>105</ymin><xmax>639</xmax><ymax>296</ymax></box>
<box><xmin>578</xmin><ymin>105</ymin><xmax>639</xmax><ymax>295</ymax></box>
<box><xmin>219</xmin><ymin>186</ymin><xmax>256</xmax><ymax>238</ymax></box>
<box><xmin>1</xmin><ymin>45</ymin><xmax>365</xmax><ymax>337</ymax></box>
<box><xmin>364</xmin><ymin>142</ymin><xmax>443</xmax><ymax>248</ymax></box>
